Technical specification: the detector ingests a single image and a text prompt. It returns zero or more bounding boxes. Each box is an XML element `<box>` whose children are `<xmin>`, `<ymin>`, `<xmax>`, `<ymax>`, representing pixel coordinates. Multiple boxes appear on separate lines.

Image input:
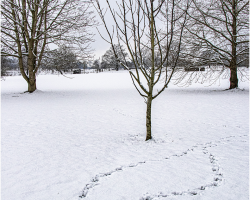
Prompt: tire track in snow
<box><xmin>78</xmin><ymin>134</ymin><xmax>247</xmax><ymax>199</ymax></box>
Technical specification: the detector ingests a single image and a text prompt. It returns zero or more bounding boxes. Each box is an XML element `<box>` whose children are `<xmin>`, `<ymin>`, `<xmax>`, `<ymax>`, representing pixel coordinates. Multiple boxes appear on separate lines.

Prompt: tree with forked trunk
<box><xmin>94</xmin><ymin>0</ymin><xmax>189</xmax><ymax>140</ymax></box>
<box><xmin>1</xmin><ymin>0</ymin><xmax>96</xmax><ymax>92</ymax></box>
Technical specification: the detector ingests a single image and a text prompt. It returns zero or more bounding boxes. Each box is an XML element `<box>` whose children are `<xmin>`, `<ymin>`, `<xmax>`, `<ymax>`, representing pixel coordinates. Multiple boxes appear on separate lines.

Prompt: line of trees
<box><xmin>90</xmin><ymin>45</ymin><xmax>134</xmax><ymax>72</ymax></box>
<box><xmin>1</xmin><ymin>56</ymin><xmax>19</xmax><ymax>77</ymax></box>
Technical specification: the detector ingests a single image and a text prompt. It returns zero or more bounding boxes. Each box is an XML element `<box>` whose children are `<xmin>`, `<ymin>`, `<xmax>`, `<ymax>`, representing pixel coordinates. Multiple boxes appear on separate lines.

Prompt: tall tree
<box><xmin>94</xmin><ymin>0</ymin><xmax>188</xmax><ymax>141</ymax></box>
<box><xmin>92</xmin><ymin>59</ymin><xmax>100</xmax><ymax>72</ymax></box>
<box><xmin>101</xmin><ymin>44</ymin><xmax>128</xmax><ymax>71</ymax></box>
<box><xmin>1</xmin><ymin>0</ymin><xmax>96</xmax><ymax>92</ymax></box>
<box><xmin>185</xmin><ymin>0</ymin><xmax>249</xmax><ymax>89</ymax></box>
<box><xmin>41</xmin><ymin>45</ymin><xmax>79</xmax><ymax>74</ymax></box>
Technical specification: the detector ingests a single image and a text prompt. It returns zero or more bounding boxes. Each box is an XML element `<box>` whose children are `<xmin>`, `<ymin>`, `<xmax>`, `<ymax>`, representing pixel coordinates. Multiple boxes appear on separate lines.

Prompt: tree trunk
<box><xmin>146</xmin><ymin>95</ymin><xmax>153</xmax><ymax>141</ymax></box>
<box><xmin>116</xmin><ymin>63</ymin><xmax>119</xmax><ymax>71</ymax></box>
<box><xmin>145</xmin><ymin>1</ymin><xmax>155</xmax><ymax>141</ymax></box>
<box><xmin>27</xmin><ymin>72</ymin><xmax>37</xmax><ymax>92</ymax></box>
<box><xmin>229</xmin><ymin>67</ymin><xmax>238</xmax><ymax>89</ymax></box>
<box><xmin>229</xmin><ymin>0</ymin><xmax>238</xmax><ymax>89</ymax></box>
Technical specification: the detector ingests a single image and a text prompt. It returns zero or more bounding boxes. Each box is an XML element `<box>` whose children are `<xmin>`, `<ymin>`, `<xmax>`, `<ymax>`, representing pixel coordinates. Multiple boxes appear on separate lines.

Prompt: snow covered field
<box><xmin>1</xmin><ymin>71</ymin><xmax>249</xmax><ymax>200</ymax></box>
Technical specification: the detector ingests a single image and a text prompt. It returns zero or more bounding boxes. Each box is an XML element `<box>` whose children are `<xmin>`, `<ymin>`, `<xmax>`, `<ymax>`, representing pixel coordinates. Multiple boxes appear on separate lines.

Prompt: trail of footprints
<box><xmin>79</xmin><ymin>134</ymin><xmax>247</xmax><ymax>199</ymax></box>
<box><xmin>112</xmin><ymin>108</ymin><xmax>134</xmax><ymax>118</ymax></box>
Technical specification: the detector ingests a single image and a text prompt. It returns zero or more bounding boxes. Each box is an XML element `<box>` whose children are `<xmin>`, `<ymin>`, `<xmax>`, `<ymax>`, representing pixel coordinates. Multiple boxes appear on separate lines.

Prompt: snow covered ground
<box><xmin>1</xmin><ymin>71</ymin><xmax>249</xmax><ymax>200</ymax></box>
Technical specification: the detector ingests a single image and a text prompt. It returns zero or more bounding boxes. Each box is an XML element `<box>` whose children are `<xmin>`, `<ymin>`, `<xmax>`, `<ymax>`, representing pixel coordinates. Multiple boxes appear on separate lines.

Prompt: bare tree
<box><xmin>184</xmin><ymin>0</ymin><xmax>249</xmax><ymax>89</ymax></box>
<box><xmin>94</xmin><ymin>0</ymin><xmax>188</xmax><ymax>141</ymax></box>
<box><xmin>92</xmin><ymin>59</ymin><xmax>100</xmax><ymax>72</ymax></box>
<box><xmin>102</xmin><ymin>44</ymin><xmax>128</xmax><ymax>71</ymax></box>
<box><xmin>1</xmin><ymin>0</ymin><xmax>96</xmax><ymax>92</ymax></box>
<box><xmin>82</xmin><ymin>61</ymin><xmax>88</xmax><ymax>74</ymax></box>
<box><xmin>41</xmin><ymin>45</ymin><xmax>79</xmax><ymax>74</ymax></box>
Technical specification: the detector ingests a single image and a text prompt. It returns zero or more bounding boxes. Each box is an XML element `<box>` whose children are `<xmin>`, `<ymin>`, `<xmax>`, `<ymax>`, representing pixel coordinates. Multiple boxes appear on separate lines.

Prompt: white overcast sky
<box><xmin>91</xmin><ymin>1</ymin><xmax>117</xmax><ymax>60</ymax></box>
<box><xmin>91</xmin><ymin>26</ymin><xmax>111</xmax><ymax>60</ymax></box>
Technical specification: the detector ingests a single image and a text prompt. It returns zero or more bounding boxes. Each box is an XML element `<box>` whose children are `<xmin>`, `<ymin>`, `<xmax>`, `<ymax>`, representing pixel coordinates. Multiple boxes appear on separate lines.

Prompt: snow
<box><xmin>1</xmin><ymin>71</ymin><xmax>249</xmax><ymax>200</ymax></box>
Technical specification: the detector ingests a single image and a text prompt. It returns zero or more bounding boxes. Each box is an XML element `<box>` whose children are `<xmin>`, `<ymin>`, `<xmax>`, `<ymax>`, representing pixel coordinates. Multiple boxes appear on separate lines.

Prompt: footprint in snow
<box><xmin>79</xmin><ymin>141</ymin><xmax>226</xmax><ymax>199</ymax></box>
<box><xmin>79</xmin><ymin>135</ymin><xmax>246</xmax><ymax>199</ymax></box>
